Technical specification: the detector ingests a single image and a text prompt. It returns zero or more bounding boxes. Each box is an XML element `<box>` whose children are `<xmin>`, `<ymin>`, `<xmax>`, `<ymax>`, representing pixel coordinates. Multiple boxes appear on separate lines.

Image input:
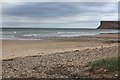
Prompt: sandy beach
<box><xmin>2</xmin><ymin>1</ymin><xmax>119</xmax><ymax>79</ymax></box>
<box><xmin>2</xmin><ymin>33</ymin><xmax>119</xmax><ymax>78</ymax></box>
<box><xmin>2</xmin><ymin>33</ymin><xmax>119</xmax><ymax>59</ymax></box>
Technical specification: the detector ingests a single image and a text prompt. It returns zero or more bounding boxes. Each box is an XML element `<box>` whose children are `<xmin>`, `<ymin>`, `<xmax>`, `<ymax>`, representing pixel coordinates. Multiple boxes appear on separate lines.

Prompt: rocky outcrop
<box><xmin>97</xmin><ymin>21</ymin><xmax>119</xmax><ymax>29</ymax></box>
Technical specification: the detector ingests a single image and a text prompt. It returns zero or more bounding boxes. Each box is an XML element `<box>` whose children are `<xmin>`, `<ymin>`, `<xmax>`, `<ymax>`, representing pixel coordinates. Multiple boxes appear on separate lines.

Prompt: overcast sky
<box><xmin>2</xmin><ymin>1</ymin><xmax>118</xmax><ymax>28</ymax></box>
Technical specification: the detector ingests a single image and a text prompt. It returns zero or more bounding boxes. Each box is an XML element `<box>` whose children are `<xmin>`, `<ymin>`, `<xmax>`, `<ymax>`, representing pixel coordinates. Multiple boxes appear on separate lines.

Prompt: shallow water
<box><xmin>1</xmin><ymin>28</ymin><xmax>119</xmax><ymax>40</ymax></box>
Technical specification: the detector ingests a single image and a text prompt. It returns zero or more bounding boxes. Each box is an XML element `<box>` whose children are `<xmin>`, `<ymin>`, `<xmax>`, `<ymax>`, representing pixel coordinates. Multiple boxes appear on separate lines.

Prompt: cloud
<box><xmin>3</xmin><ymin>3</ymin><xmax>78</xmax><ymax>18</ymax></box>
<box><xmin>2</xmin><ymin>2</ymin><xmax>118</xmax><ymax>28</ymax></box>
<box><xmin>3</xmin><ymin>2</ymin><xmax>117</xmax><ymax>17</ymax></box>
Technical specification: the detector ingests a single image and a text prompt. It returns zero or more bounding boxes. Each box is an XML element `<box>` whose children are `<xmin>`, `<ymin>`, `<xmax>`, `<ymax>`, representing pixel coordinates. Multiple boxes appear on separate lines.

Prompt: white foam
<box><xmin>13</xmin><ymin>31</ymin><xmax>16</xmax><ymax>33</ymax></box>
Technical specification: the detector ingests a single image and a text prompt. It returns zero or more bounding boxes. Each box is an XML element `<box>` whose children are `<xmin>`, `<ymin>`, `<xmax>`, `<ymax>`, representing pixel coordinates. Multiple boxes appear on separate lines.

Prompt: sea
<box><xmin>0</xmin><ymin>28</ymin><xmax>119</xmax><ymax>40</ymax></box>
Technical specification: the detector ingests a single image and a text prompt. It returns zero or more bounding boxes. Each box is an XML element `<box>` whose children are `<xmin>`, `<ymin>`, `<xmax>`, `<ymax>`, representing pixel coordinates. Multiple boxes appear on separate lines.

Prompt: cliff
<box><xmin>97</xmin><ymin>21</ymin><xmax>119</xmax><ymax>29</ymax></box>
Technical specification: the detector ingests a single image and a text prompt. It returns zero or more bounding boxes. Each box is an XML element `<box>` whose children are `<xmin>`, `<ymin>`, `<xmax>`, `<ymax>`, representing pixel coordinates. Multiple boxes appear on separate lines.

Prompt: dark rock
<box><xmin>97</xmin><ymin>21</ymin><xmax>119</xmax><ymax>29</ymax></box>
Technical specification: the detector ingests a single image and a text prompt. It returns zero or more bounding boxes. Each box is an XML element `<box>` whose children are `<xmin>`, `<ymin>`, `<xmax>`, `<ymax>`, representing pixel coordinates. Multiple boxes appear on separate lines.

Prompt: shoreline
<box><xmin>2</xmin><ymin>33</ymin><xmax>119</xmax><ymax>59</ymax></box>
<box><xmin>1</xmin><ymin>32</ymin><xmax>119</xmax><ymax>40</ymax></box>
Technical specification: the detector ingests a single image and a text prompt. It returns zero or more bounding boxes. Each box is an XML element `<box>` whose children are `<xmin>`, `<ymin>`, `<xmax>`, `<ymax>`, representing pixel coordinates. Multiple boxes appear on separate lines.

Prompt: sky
<box><xmin>1</xmin><ymin>0</ymin><xmax>118</xmax><ymax>28</ymax></box>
